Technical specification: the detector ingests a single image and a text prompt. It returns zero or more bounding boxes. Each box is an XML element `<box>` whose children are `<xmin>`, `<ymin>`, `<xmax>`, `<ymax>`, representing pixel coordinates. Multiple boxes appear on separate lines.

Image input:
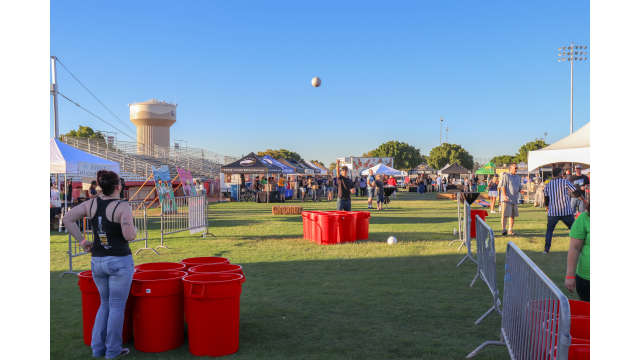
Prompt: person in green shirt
<box><xmin>565</xmin><ymin>201</ymin><xmax>590</xmax><ymax>302</ymax></box>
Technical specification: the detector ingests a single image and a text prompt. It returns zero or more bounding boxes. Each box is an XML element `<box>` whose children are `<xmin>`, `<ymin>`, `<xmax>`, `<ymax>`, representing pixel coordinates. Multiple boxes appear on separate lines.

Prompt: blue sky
<box><xmin>50</xmin><ymin>1</ymin><xmax>589</xmax><ymax>166</ymax></box>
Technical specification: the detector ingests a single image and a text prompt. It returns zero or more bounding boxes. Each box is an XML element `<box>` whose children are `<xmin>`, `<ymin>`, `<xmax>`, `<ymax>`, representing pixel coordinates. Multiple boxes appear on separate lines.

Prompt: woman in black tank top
<box><xmin>63</xmin><ymin>170</ymin><xmax>136</xmax><ymax>358</ymax></box>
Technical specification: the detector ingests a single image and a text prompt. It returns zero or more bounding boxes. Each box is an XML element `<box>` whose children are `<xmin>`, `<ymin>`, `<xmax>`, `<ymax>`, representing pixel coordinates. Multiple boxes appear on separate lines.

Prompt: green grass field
<box><xmin>50</xmin><ymin>192</ymin><xmax>577</xmax><ymax>359</ymax></box>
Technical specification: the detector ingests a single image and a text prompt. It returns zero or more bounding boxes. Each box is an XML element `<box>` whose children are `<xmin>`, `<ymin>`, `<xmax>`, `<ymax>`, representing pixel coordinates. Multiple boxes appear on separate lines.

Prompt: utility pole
<box><xmin>445</xmin><ymin>125</ymin><xmax>449</xmax><ymax>143</ymax></box>
<box><xmin>440</xmin><ymin>117</ymin><xmax>443</xmax><ymax>144</ymax></box>
<box><xmin>51</xmin><ymin>56</ymin><xmax>60</xmax><ymax>138</ymax></box>
<box><xmin>558</xmin><ymin>43</ymin><xmax>588</xmax><ymax>134</ymax></box>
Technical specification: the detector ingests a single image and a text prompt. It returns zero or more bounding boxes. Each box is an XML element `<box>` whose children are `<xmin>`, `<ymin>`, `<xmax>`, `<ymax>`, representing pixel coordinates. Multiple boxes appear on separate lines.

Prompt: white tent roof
<box><xmin>360</xmin><ymin>163</ymin><xmax>403</xmax><ymax>176</ymax></box>
<box><xmin>50</xmin><ymin>138</ymin><xmax>120</xmax><ymax>175</ymax></box>
<box><xmin>528</xmin><ymin>122</ymin><xmax>590</xmax><ymax>171</ymax></box>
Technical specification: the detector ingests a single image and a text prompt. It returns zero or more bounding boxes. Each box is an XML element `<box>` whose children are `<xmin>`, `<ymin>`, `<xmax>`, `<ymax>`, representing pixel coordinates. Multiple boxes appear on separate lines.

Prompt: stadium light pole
<box><xmin>558</xmin><ymin>43</ymin><xmax>588</xmax><ymax>134</ymax></box>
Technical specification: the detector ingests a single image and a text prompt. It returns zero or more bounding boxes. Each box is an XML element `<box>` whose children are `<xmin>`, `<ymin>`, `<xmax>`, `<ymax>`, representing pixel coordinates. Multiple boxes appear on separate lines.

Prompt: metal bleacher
<box><xmin>60</xmin><ymin>135</ymin><xmax>237</xmax><ymax>180</ymax></box>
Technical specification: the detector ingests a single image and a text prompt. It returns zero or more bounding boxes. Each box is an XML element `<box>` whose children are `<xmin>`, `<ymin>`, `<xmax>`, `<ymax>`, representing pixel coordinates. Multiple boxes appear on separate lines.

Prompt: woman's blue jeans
<box><xmin>90</xmin><ymin>255</ymin><xmax>134</xmax><ymax>359</ymax></box>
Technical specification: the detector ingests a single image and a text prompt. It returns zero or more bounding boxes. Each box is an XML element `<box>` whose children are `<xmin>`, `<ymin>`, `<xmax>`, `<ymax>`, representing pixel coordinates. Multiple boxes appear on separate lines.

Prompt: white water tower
<box><xmin>129</xmin><ymin>99</ymin><xmax>177</xmax><ymax>155</ymax></box>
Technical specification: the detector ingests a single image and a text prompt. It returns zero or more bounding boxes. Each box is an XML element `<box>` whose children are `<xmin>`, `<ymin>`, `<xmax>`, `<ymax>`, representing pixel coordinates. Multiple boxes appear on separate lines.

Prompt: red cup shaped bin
<box><xmin>131</xmin><ymin>271</ymin><xmax>187</xmax><ymax>353</ymax></box>
<box><xmin>569</xmin><ymin>300</ymin><xmax>589</xmax><ymax>317</ymax></box>
<box><xmin>470</xmin><ymin>209</ymin><xmax>489</xmax><ymax>238</ymax></box>
<box><xmin>569</xmin><ymin>344</ymin><xmax>590</xmax><ymax>360</ymax></box>
<box><xmin>301</xmin><ymin>211</ymin><xmax>310</xmax><ymax>240</ymax></box>
<box><xmin>180</xmin><ymin>257</ymin><xmax>229</xmax><ymax>271</ymax></box>
<box><xmin>188</xmin><ymin>263</ymin><xmax>245</xmax><ymax>278</ymax></box>
<box><xmin>135</xmin><ymin>262</ymin><xmax>187</xmax><ymax>273</ymax></box>
<box><xmin>355</xmin><ymin>211</ymin><xmax>371</xmax><ymax>240</ymax></box>
<box><xmin>77</xmin><ymin>270</ymin><xmax>133</xmax><ymax>346</ymax></box>
<box><xmin>335</xmin><ymin>211</ymin><xmax>356</xmax><ymax>243</ymax></box>
<box><xmin>317</xmin><ymin>212</ymin><xmax>340</xmax><ymax>245</ymax></box>
<box><xmin>182</xmin><ymin>273</ymin><xmax>244</xmax><ymax>357</ymax></box>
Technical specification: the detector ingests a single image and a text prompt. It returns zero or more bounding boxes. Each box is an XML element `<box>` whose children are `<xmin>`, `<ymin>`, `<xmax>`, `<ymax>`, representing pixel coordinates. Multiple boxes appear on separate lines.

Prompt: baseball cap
<box><xmin>575</xmin><ymin>164</ymin><xmax>582</xmax><ymax>169</ymax></box>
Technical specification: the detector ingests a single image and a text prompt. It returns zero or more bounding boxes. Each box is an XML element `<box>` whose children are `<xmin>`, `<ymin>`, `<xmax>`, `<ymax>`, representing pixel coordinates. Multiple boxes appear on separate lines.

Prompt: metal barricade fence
<box><xmin>470</xmin><ymin>216</ymin><xmax>501</xmax><ymax>325</ymax></box>
<box><xmin>467</xmin><ymin>242</ymin><xmax>571</xmax><ymax>359</ymax></box>
<box><xmin>158</xmin><ymin>195</ymin><xmax>211</xmax><ymax>249</ymax></box>
<box><xmin>455</xmin><ymin>196</ymin><xmax>476</xmax><ymax>268</ymax></box>
<box><xmin>62</xmin><ymin>201</ymin><xmax>151</xmax><ymax>276</ymax></box>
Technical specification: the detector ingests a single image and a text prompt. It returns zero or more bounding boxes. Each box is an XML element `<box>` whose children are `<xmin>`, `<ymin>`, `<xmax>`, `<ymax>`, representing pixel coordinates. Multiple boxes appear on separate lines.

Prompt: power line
<box><xmin>57</xmin><ymin>91</ymin><xmax>136</xmax><ymax>141</ymax></box>
<box><xmin>54</xmin><ymin>57</ymin><xmax>136</xmax><ymax>134</ymax></box>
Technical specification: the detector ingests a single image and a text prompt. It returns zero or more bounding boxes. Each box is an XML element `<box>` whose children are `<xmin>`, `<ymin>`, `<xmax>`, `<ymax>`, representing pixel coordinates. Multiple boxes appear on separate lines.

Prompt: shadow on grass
<box><xmin>370</xmin><ymin>216</ymin><xmax>457</xmax><ymax>225</ymax></box>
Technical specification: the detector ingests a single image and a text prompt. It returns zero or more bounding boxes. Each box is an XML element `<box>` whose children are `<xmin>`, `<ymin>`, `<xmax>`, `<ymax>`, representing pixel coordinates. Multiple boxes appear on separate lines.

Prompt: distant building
<box><xmin>129</xmin><ymin>99</ymin><xmax>176</xmax><ymax>155</ymax></box>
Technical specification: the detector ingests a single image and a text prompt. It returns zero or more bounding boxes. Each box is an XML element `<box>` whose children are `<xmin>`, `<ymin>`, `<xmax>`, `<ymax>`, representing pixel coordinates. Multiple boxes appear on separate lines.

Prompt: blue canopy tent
<box><xmin>50</xmin><ymin>137</ymin><xmax>121</xmax><ymax>213</ymax></box>
<box><xmin>261</xmin><ymin>155</ymin><xmax>294</xmax><ymax>174</ymax></box>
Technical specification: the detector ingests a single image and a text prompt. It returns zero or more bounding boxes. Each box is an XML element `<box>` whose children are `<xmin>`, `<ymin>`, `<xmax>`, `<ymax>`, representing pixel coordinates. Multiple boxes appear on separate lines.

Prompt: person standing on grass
<box><xmin>543</xmin><ymin>167</ymin><xmax>583</xmax><ymax>254</ymax></box>
<box><xmin>498</xmin><ymin>163</ymin><xmax>522</xmax><ymax>236</ymax></box>
<box><xmin>336</xmin><ymin>161</ymin><xmax>355</xmax><ymax>211</ymax></box>
<box><xmin>63</xmin><ymin>170</ymin><xmax>136</xmax><ymax>359</ymax></box>
<box><xmin>375</xmin><ymin>174</ymin><xmax>385</xmax><ymax>210</ymax></box>
<box><xmin>569</xmin><ymin>165</ymin><xmax>589</xmax><ymax>215</ymax></box>
<box><xmin>359</xmin><ymin>176</ymin><xmax>366</xmax><ymax>197</ymax></box>
<box><xmin>366</xmin><ymin>169</ymin><xmax>375</xmax><ymax>209</ymax></box>
<box><xmin>487</xmin><ymin>176</ymin><xmax>499</xmax><ymax>214</ymax></box>
<box><xmin>565</xmin><ymin>200</ymin><xmax>590</xmax><ymax>302</ymax></box>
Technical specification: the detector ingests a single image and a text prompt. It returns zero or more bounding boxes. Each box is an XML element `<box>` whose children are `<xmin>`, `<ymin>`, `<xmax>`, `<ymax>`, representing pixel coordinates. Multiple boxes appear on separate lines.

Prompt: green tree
<box><xmin>490</xmin><ymin>155</ymin><xmax>517</xmax><ymax>166</ymax></box>
<box><xmin>64</xmin><ymin>125</ymin><xmax>105</xmax><ymax>140</ymax></box>
<box><xmin>515</xmin><ymin>139</ymin><xmax>548</xmax><ymax>163</ymax></box>
<box><xmin>426</xmin><ymin>143</ymin><xmax>474</xmax><ymax>170</ymax></box>
<box><xmin>365</xmin><ymin>141</ymin><xmax>423</xmax><ymax>170</ymax></box>
<box><xmin>328</xmin><ymin>162</ymin><xmax>336</xmax><ymax>174</ymax></box>
<box><xmin>257</xmin><ymin>149</ymin><xmax>302</xmax><ymax>162</ymax></box>
<box><xmin>310</xmin><ymin>160</ymin><xmax>325</xmax><ymax>167</ymax></box>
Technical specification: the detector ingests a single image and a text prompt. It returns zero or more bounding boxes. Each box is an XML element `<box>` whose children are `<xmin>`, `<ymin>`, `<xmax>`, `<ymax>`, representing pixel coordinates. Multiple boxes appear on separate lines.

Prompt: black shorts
<box><xmin>576</xmin><ymin>274</ymin><xmax>590</xmax><ymax>302</ymax></box>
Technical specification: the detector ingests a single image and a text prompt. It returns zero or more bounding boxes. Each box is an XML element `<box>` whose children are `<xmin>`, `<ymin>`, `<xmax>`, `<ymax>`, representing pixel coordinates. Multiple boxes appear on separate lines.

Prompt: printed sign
<box><xmin>177</xmin><ymin>167</ymin><xmax>196</xmax><ymax>196</ymax></box>
<box><xmin>152</xmin><ymin>165</ymin><xmax>176</xmax><ymax>214</ymax></box>
<box><xmin>189</xmin><ymin>196</ymin><xmax>207</xmax><ymax>234</ymax></box>
<box><xmin>347</xmin><ymin>157</ymin><xmax>394</xmax><ymax>175</ymax></box>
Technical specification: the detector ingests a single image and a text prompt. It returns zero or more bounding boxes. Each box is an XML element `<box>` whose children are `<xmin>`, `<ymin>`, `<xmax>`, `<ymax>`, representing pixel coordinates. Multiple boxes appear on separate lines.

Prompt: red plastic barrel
<box><xmin>569</xmin><ymin>344</ymin><xmax>590</xmax><ymax>360</ymax></box>
<box><xmin>180</xmin><ymin>257</ymin><xmax>229</xmax><ymax>271</ymax></box>
<box><xmin>569</xmin><ymin>300</ymin><xmax>589</xmax><ymax>317</ymax></box>
<box><xmin>135</xmin><ymin>262</ymin><xmax>187</xmax><ymax>273</ymax></box>
<box><xmin>470</xmin><ymin>209</ymin><xmax>489</xmax><ymax>238</ymax></box>
<box><xmin>355</xmin><ymin>211</ymin><xmax>371</xmax><ymax>240</ymax></box>
<box><xmin>308</xmin><ymin>212</ymin><xmax>322</xmax><ymax>244</ymax></box>
<box><xmin>189</xmin><ymin>263</ymin><xmax>245</xmax><ymax>277</ymax></box>
<box><xmin>335</xmin><ymin>211</ymin><xmax>356</xmax><ymax>243</ymax></box>
<box><xmin>77</xmin><ymin>270</ymin><xmax>133</xmax><ymax>346</ymax></box>
<box><xmin>301</xmin><ymin>211</ymin><xmax>310</xmax><ymax>240</ymax></box>
<box><xmin>183</xmin><ymin>273</ymin><xmax>244</xmax><ymax>357</ymax></box>
<box><xmin>316</xmin><ymin>212</ymin><xmax>339</xmax><ymax>245</ymax></box>
<box><xmin>131</xmin><ymin>271</ymin><xmax>187</xmax><ymax>352</ymax></box>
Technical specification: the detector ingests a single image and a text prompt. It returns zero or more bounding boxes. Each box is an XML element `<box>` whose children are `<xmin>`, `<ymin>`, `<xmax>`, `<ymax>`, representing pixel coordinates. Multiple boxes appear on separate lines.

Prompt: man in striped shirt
<box><xmin>543</xmin><ymin>167</ymin><xmax>580</xmax><ymax>253</ymax></box>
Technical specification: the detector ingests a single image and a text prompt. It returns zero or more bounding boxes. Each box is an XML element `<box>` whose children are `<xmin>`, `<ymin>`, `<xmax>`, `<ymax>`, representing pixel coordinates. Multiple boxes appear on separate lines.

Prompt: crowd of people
<box><xmin>483</xmin><ymin>162</ymin><xmax>590</xmax><ymax>302</ymax></box>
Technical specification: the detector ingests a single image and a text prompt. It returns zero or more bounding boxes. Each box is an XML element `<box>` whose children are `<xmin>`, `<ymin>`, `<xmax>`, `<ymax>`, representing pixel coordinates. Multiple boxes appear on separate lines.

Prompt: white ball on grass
<box><xmin>387</xmin><ymin>236</ymin><xmax>397</xmax><ymax>245</ymax></box>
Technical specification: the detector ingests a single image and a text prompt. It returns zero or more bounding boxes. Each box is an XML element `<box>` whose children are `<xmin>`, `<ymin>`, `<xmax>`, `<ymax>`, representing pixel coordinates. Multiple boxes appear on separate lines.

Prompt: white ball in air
<box><xmin>387</xmin><ymin>236</ymin><xmax>397</xmax><ymax>245</ymax></box>
<box><xmin>311</xmin><ymin>77</ymin><xmax>321</xmax><ymax>87</ymax></box>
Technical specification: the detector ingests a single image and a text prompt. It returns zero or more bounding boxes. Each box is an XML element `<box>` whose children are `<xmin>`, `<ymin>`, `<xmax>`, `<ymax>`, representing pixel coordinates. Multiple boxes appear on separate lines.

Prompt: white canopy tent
<box><xmin>50</xmin><ymin>138</ymin><xmax>120</xmax><ymax>176</ymax></box>
<box><xmin>360</xmin><ymin>163</ymin><xmax>403</xmax><ymax>176</ymax></box>
<box><xmin>528</xmin><ymin>122</ymin><xmax>590</xmax><ymax>171</ymax></box>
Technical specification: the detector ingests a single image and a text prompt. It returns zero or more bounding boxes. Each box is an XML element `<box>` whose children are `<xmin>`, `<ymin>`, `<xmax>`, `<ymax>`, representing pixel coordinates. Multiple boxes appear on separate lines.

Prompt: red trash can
<box><xmin>316</xmin><ymin>212</ymin><xmax>339</xmax><ymax>245</ymax></box>
<box><xmin>183</xmin><ymin>273</ymin><xmax>245</xmax><ymax>357</ymax></box>
<box><xmin>355</xmin><ymin>211</ymin><xmax>371</xmax><ymax>240</ymax></box>
<box><xmin>470</xmin><ymin>209</ymin><xmax>489</xmax><ymax>238</ymax></box>
<box><xmin>180</xmin><ymin>257</ymin><xmax>229</xmax><ymax>271</ymax></box>
<box><xmin>301</xmin><ymin>211</ymin><xmax>310</xmax><ymax>240</ymax></box>
<box><xmin>569</xmin><ymin>300</ymin><xmax>589</xmax><ymax>317</ymax></box>
<box><xmin>189</xmin><ymin>263</ymin><xmax>244</xmax><ymax>277</ymax></box>
<box><xmin>335</xmin><ymin>211</ymin><xmax>356</xmax><ymax>243</ymax></box>
<box><xmin>135</xmin><ymin>262</ymin><xmax>187</xmax><ymax>273</ymax></box>
<box><xmin>131</xmin><ymin>271</ymin><xmax>187</xmax><ymax>353</ymax></box>
<box><xmin>77</xmin><ymin>270</ymin><xmax>133</xmax><ymax>346</ymax></box>
<box><xmin>308</xmin><ymin>212</ymin><xmax>323</xmax><ymax>244</ymax></box>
